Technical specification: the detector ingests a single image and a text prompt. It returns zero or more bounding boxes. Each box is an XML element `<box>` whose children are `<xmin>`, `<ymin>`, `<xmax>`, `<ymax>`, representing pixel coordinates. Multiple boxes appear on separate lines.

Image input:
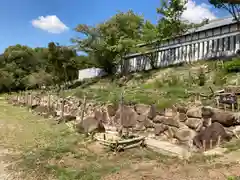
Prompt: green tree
<box><xmin>209</xmin><ymin>0</ymin><xmax>240</xmax><ymax>22</ymax></box>
<box><xmin>72</xmin><ymin>10</ymin><xmax>145</xmax><ymax>75</ymax></box>
<box><xmin>157</xmin><ymin>0</ymin><xmax>188</xmax><ymax>39</ymax></box>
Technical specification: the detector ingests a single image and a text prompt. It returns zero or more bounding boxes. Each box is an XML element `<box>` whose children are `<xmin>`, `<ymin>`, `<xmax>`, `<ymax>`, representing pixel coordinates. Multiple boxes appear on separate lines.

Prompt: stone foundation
<box><xmin>6</xmin><ymin>93</ymin><xmax>240</xmax><ymax>151</ymax></box>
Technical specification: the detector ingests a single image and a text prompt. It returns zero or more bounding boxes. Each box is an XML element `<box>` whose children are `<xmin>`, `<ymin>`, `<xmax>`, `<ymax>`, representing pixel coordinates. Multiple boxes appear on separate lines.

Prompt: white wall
<box><xmin>121</xmin><ymin>23</ymin><xmax>240</xmax><ymax>73</ymax></box>
<box><xmin>78</xmin><ymin>68</ymin><xmax>106</xmax><ymax>80</ymax></box>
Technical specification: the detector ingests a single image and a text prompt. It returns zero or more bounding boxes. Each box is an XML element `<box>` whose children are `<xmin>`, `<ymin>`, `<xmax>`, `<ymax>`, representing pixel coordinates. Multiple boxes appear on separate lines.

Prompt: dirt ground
<box><xmin>0</xmin><ymin>98</ymin><xmax>240</xmax><ymax>180</ymax></box>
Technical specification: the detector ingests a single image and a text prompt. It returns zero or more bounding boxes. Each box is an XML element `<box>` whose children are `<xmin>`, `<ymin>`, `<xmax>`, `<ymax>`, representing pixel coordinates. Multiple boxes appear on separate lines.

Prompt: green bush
<box><xmin>213</xmin><ymin>71</ymin><xmax>227</xmax><ymax>86</ymax></box>
<box><xmin>198</xmin><ymin>68</ymin><xmax>206</xmax><ymax>86</ymax></box>
<box><xmin>224</xmin><ymin>58</ymin><xmax>240</xmax><ymax>73</ymax></box>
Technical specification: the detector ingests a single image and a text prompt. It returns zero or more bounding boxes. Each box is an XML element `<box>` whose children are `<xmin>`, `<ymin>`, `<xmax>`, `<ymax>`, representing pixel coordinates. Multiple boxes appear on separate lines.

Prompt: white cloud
<box><xmin>31</xmin><ymin>15</ymin><xmax>69</xmax><ymax>34</ymax></box>
<box><xmin>181</xmin><ymin>0</ymin><xmax>217</xmax><ymax>23</ymax></box>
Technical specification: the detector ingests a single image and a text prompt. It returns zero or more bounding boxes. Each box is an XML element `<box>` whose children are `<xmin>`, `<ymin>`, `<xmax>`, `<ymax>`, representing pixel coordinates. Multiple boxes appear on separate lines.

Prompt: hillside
<box><xmin>64</xmin><ymin>58</ymin><xmax>240</xmax><ymax>109</ymax></box>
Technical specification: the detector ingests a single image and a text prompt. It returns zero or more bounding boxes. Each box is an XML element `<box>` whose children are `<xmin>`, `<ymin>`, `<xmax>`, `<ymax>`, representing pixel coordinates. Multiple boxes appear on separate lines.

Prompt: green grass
<box><xmin>0</xmin><ymin>98</ymin><xmax>178</xmax><ymax>180</ymax></box>
<box><xmin>62</xmin><ymin>58</ymin><xmax>240</xmax><ymax>110</ymax></box>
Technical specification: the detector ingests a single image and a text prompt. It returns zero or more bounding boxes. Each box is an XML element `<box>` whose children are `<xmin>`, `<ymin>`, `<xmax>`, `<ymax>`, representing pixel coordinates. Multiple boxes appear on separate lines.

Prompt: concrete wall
<box><xmin>121</xmin><ymin>22</ymin><xmax>240</xmax><ymax>73</ymax></box>
<box><xmin>78</xmin><ymin>68</ymin><xmax>106</xmax><ymax>80</ymax></box>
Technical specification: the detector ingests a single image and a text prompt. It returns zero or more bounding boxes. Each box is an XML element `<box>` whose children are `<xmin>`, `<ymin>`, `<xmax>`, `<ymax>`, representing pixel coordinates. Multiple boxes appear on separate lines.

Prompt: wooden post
<box><xmin>47</xmin><ymin>93</ymin><xmax>51</xmax><ymax>112</ymax></box>
<box><xmin>80</xmin><ymin>96</ymin><xmax>86</xmax><ymax>123</ymax></box>
<box><xmin>29</xmin><ymin>93</ymin><xmax>33</xmax><ymax>110</ymax></box>
<box><xmin>224</xmin><ymin>104</ymin><xmax>226</xmax><ymax>111</ymax></box>
<box><xmin>25</xmin><ymin>92</ymin><xmax>28</xmax><ymax>105</ymax></box>
<box><xmin>217</xmin><ymin>136</ymin><xmax>221</xmax><ymax>147</ymax></box>
<box><xmin>60</xmin><ymin>99</ymin><xmax>65</xmax><ymax>118</ymax></box>
<box><xmin>210</xmin><ymin>139</ymin><xmax>213</xmax><ymax>149</ymax></box>
<box><xmin>203</xmin><ymin>140</ymin><xmax>206</xmax><ymax>152</ymax></box>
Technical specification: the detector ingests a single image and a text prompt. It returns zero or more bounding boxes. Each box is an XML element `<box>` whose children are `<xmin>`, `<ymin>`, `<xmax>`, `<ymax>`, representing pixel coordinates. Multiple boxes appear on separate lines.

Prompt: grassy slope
<box><xmin>66</xmin><ymin>60</ymin><xmax>240</xmax><ymax>109</ymax></box>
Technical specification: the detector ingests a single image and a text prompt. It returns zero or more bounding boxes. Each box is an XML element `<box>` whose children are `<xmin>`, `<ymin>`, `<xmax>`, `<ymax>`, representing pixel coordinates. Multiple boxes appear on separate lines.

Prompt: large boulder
<box><xmin>186</xmin><ymin>107</ymin><xmax>202</xmax><ymax>118</ymax></box>
<box><xmin>165</xmin><ymin>126</ymin><xmax>178</xmax><ymax>138</ymax></box>
<box><xmin>144</xmin><ymin>118</ymin><xmax>154</xmax><ymax>128</ymax></box>
<box><xmin>185</xmin><ymin>118</ymin><xmax>203</xmax><ymax>131</ymax></box>
<box><xmin>211</xmin><ymin>109</ymin><xmax>236</xmax><ymax>127</ymax></box>
<box><xmin>153</xmin><ymin>115</ymin><xmax>165</xmax><ymax>123</ymax></box>
<box><xmin>114</xmin><ymin>105</ymin><xmax>138</xmax><ymax>128</ymax></box>
<box><xmin>175</xmin><ymin>128</ymin><xmax>196</xmax><ymax>143</ymax></box>
<box><xmin>162</xmin><ymin>116</ymin><xmax>180</xmax><ymax>128</ymax></box>
<box><xmin>193</xmin><ymin>122</ymin><xmax>231</xmax><ymax>150</ymax></box>
<box><xmin>137</xmin><ymin>115</ymin><xmax>147</xmax><ymax>122</ymax></box>
<box><xmin>106</xmin><ymin>104</ymin><xmax>118</xmax><ymax>117</ymax></box>
<box><xmin>134</xmin><ymin>104</ymin><xmax>150</xmax><ymax>115</ymax></box>
<box><xmin>148</xmin><ymin>104</ymin><xmax>157</xmax><ymax>119</ymax></box>
<box><xmin>154</xmin><ymin>124</ymin><xmax>168</xmax><ymax>136</ymax></box>
<box><xmin>76</xmin><ymin>117</ymin><xmax>105</xmax><ymax>134</ymax></box>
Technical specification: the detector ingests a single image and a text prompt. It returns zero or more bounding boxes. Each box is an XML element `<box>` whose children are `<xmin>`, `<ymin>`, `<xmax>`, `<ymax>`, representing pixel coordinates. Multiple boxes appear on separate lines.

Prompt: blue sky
<box><xmin>0</xmin><ymin>0</ymin><xmax>228</xmax><ymax>53</ymax></box>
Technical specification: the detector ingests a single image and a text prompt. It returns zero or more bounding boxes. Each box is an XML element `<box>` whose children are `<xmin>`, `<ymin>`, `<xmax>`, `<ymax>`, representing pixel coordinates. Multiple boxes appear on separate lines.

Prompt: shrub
<box><xmin>213</xmin><ymin>70</ymin><xmax>227</xmax><ymax>86</ymax></box>
<box><xmin>198</xmin><ymin>68</ymin><xmax>206</xmax><ymax>86</ymax></box>
<box><xmin>224</xmin><ymin>58</ymin><xmax>240</xmax><ymax>73</ymax></box>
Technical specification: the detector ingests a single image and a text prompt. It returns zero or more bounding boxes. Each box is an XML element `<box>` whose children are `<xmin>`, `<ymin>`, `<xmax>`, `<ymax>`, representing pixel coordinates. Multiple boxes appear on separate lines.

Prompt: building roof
<box><xmin>186</xmin><ymin>16</ymin><xmax>236</xmax><ymax>34</ymax></box>
<box><xmin>126</xmin><ymin>17</ymin><xmax>238</xmax><ymax>58</ymax></box>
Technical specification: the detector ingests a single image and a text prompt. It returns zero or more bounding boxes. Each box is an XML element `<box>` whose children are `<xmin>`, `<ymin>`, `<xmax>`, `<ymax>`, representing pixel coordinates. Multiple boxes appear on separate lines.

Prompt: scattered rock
<box><xmin>211</xmin><ymin>109</ymin><xmax>236</xmax><ymax>127</ymax></box>
<box><xmin>185</xmin><ymin>118</ymin><xmax>203</xmax><ymax>131</ymax></box>
<box><xmin>76</xmin><ymin>117</ymin><xmax>105</xmax><ymax>134</ymax></box>
<box><xmin>153</xmin><ymin>115</ymin><xmax>165</xmax><ymax>123</ymax></box>
<box><xmin>175</xmin><ymin>128</ymin><xmax>196</xmax><ymax>142</ymax></box>
<box><xmin>154</xmin><ymin>124</ymin><xmax>168</xmax><ymax>136</ymax></box>
<box><xmin>162</xmin><ymin>116</ymin><xmax>180</xmax><ymax>128</ymax></box>
<box><xmin>186</xmin><ymin>107</ymin><xmax>202</xmax><ymax>118</ymax></box>
<box><xmin>201</xmin><ymin>106</ymin><xmax>213</xmax><ymax>118</ymax></box>
<box><xmin>137</xmin><ymin>115</ymin><xmax>146</xmax><ymax>122</ymax></box>
<box><xmin>134</xmin><ymin>122</ymin><xmax>146</xmax><ymax>131</ymax></box>
<box><xmin>203</xmin><ymin>147</ymin><xmax>227</xmax><ymax>156</ymax></box>
<box><xmin>144</xmin><ymin>118</ymin><xmax>154</xmax><ymax>128</ymax></box>
<box><xmin>176</xmin><ymin>105</ymin><xmax>188</xmax><ymax>114</ymax></box>
<box><xmin>134</xmin><ymin>104</ymin><xmax>150</xmax><ymax>115</ymax></box>
<box><xmin>193</xmin><ymin>122</ymin><xmax>232</xmax><ymax>150</ymax></box>
<box><xmin>115</xmin><ymin>105</ymin><xmax>138</xmax><ymax>128</ymax></box>
<box><xmin>165</xmin><ymin>126</ymin><xmax>178</xmax><ymax>138</ymax></box>
<box><xmin>178</xmin><ymin>113</ymin><xmax>188</xmax><ymax>122</ymax></box>
<box><xmin>148</xmin><ymin>104</ymin><xmax>157</xmax><ymax>119</ymax></box>
<box><xmin>106</xmin><ymin>104</ymin><xmax>117</xmax><ymax>117</ymax></box>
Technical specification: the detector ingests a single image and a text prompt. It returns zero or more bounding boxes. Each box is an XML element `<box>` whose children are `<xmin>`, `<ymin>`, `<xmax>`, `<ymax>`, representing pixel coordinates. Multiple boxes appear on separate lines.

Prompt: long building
<box><xmin>121</xmin><ymin>17</ymin><xmax>240</xmax><ymax>73</ymax></box>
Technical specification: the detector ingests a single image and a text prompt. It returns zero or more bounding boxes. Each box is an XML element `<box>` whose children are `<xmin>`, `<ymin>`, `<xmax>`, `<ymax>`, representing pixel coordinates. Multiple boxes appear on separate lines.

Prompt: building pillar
<box><xmin>195</xmin><ymin>43</ymin><xmax>198</xmax><ymax>60</ymax></box>
<box><xmin>219</xmin><ymin>38</ymin><xmax>223</xmax><ymax>57</ymax></box>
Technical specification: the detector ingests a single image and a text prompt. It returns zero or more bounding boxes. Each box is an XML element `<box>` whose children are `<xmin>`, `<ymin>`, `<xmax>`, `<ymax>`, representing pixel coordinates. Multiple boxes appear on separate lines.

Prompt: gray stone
<box><xmin>154</xmin><ymin>124</ymin><xmax>168</xmax><ymax>136</ymax></box>
<box><xmin>185</xmin><ymin>118</ymin><xmax>203</xmax><ymax>130</ymax></box>
<box><xmin>179</xmin><ymin>113</ymin><xmax>188</xmax><ymax>122</ymax></box>
<box><xmin>186</xmin><ymin>107</ymin><xmax>202</xmax><ymax>118</ymax></box>
<box><xmin>153</xmin><ymin>115</ymin><xmax>165</xmax><ymax>123</ymax></box>
<box><xmin>148</xmin><ymin>104</ymin><xmax>157</xmax><ymax>119</ymax></box>
<box><xmin>134</xmin><ymin>104</ymin><xmax>150</xmax><ymax>115</ymax></box>
<box><xmin>144</xmin><ymin>118</ymin><xmax>154</xmax><ymax>128</ymax></box>
<box><xmin>106</xmin><ymin>104</ymin><xmax>117</xmax><ymax>117</ymax></box>
<box><xmin>137</xmin><ymin>115</ymin><xmax>147</xmax><ymax>122</ymax></box>
<box><xmin>162</xmin><ymin>116</ymin><xmax>180</xmax><ymax>128</ymax></box>
<box><xmin>76</xmin><ymin>117</ymin><xmax>105</xmax><ymax>134</ymax></box>
<box><xmin>175</xmin><ymin>128</ymin><xmax>196</xmax><ymax>142</ymax></box>
<box><xmin>193</xmin><ymin>122</ymin><xmax>231</xmax><ymax>150</ymax></box>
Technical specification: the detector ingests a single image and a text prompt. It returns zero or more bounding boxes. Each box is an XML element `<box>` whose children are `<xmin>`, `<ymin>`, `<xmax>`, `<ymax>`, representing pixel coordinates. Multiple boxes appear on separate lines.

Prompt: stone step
<box><xmin>145</xmin><ymin>138</ymin><xmax>192</xmax><ymax>159</ymax></box>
